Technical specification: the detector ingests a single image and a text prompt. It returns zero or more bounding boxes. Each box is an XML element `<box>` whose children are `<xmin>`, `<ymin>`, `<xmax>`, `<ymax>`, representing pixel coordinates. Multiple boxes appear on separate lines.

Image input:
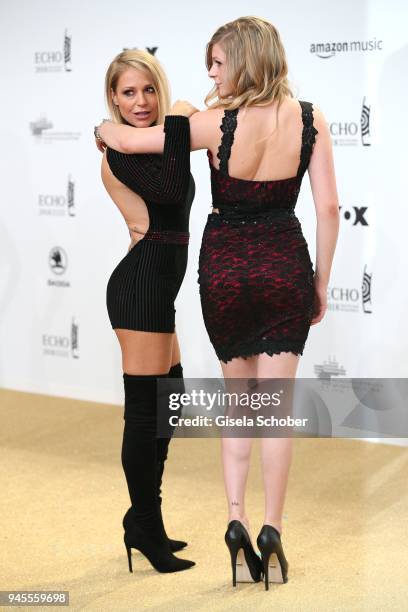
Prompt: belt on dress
<box><xmin>142</xmin><ymin>229</ymin><xmax>190</xmax><ymax>245</ymax></box>
<box><xmin>211</xmin><ymin>202</ymin><xmax>295</xmax><ymax>223</ymax></box>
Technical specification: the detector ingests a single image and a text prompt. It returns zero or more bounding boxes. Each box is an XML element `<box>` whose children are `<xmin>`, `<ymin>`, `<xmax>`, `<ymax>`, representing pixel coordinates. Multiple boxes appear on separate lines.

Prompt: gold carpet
<box><xmin>0</xmin><ymin>388</ymin><xmax>407</xmax><ymax>611</ymax></box>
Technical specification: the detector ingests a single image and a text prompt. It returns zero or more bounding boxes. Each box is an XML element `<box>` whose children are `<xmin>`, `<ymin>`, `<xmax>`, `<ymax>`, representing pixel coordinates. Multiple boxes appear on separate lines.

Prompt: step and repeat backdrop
<box><xmin>0</xmin><ymin>0</ymin><xmax>406</xmax><ymax>414</ymax></box>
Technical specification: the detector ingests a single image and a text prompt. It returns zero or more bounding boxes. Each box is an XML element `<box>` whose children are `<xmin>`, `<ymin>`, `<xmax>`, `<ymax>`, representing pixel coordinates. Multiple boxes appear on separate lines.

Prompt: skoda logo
<box><xmin>49</xmin><ymin>247</ymin><xmax>68</xmax><ymax>275</ymax></box>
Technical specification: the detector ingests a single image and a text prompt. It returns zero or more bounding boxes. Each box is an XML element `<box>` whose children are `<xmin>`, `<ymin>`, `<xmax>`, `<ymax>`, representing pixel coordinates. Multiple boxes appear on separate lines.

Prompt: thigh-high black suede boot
<box><xmin>121</xmin><ymin>373</ymin><xmax>194</xmax><ymax>573</ymax></box>
<box><xmin>122</xmin><ymin>364</ymin><xmax>188</xmax><ymax>552</ymax></box>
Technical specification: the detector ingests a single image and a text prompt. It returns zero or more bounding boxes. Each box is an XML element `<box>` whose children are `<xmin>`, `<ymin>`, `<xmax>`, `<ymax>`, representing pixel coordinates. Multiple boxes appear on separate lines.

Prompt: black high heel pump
<box><xmin>256</xmin><ymin>525</ymin><xmax>288</xmax><ymax>590</ymax></box>
<box><xmin>225</xmin><ymin>520</ymin><xmax>263</xmax><ymax>586</ymax></box>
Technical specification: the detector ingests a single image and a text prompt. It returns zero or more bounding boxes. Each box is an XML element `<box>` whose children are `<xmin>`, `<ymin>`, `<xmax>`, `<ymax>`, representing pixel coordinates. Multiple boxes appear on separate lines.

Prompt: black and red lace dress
<box><xmin>198</xmin><ymin>101</ymin><xmax>318</xmax><ymax>363</ymax></box>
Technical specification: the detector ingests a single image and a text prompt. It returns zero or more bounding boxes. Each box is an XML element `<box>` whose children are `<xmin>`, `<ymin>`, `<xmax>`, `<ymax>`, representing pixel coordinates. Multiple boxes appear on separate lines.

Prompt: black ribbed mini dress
<box><xmin>106</xmin><ymin>116</ymin><xmax>194</xmax><ymax>333</ymax></box>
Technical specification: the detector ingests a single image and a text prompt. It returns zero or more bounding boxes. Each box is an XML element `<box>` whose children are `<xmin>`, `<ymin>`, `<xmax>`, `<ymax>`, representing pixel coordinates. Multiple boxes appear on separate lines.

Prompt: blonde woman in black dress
<box><xmin>97</xmin><ymin>49</ymin><xmax>196</xmax><ymax>574</ymax></box>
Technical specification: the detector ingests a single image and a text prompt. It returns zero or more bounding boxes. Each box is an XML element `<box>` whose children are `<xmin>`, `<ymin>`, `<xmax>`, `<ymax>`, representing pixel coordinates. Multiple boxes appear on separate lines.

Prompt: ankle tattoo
<box><xmin>231</xmin><ymin>501</ymin><xmax>240</xmax><ymax>506</ymax></box>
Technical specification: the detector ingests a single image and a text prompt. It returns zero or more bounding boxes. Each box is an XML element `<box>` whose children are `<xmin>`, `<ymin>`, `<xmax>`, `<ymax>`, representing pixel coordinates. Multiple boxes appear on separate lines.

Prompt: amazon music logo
<box><xmin>42</xmin><ymin>317</ymin><xmax>79</xmax><ymax>359</ymax></box>
<box><xmin>339</xmin><ymin>206</ymin><xmax>368</xmax><ymax>226</ymax></box>
<box><xmin>38</xmin><ymin>175</ymin><xmax>77</xmax><ymax>217</ymax></box>
<box><xmin>327</xmin><ymin>266</ymin><xmax>373</xmax><ymax>314</ymax></box>
<box><xmin>34</xmin><ymin>29</ymin><xmax>72</xmax><ymax>72</ymax></box>
<box><xmin>330</xmin><ymin>98</ymin><xmax>371</xmax><ymax>147</ymax></box>
<box><xmin>310</xmin><ymin>38</ymin><xmax>383</xmax><ymax>59</ymax></box>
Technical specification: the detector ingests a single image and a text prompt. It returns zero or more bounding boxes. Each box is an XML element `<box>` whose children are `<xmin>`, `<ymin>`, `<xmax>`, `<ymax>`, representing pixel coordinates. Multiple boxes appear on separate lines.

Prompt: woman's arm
<box><xmin>106</xmin><ymin>116</ymin><xmax>191</xmax><ymax>204</ymax></box>
<box><xmin>98</xmin><ymin>122</ymin><xmax>165</xmax><ymax>154</ymax></box>
<box><xmin>189</xmin><ymin>109</ymin><xmax>223</xmax><ymax>151</ymax></box>
<box><xmin>97</xmin><ymin>104</ymin><xmax>219</xmax><ymax>154</ymax></box>
<box><xmin>308</xmin><ymin>107</ymin><xmax>340</xmax><ymax>325</ymax></box>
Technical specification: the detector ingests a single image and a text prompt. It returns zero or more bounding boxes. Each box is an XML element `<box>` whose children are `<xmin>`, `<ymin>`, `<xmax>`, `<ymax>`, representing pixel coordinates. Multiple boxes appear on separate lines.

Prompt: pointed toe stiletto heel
<box><xmin>257</xmin><ymin>525</ymin><xmax>288</xmax><ymax>590</ymax></box>
<box><xmin>225</xmin><ymin>520</ymin><xmax>263</xmax><ymax>586</ymax></box>
<box><xmin>125</xmin><ymin>536</ymin><xmax>133</xmax><ymax>573</ymax></box>
<box><xmin>123</xmin><ymin>523</ymin><xmax>195</xmax><ymax>574</ymax></box>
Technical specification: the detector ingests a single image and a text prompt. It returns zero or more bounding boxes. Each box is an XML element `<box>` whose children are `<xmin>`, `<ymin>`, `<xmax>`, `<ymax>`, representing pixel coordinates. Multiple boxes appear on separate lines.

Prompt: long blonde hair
<box><xmin>105</xmin><ymin>49</ymin><xmax>171</xmax><ymax>124</ymax></box>
<box><xmin>205</xmin><ymin>16</ymin><xmax>293</xmax><ymax>110</ymax></box>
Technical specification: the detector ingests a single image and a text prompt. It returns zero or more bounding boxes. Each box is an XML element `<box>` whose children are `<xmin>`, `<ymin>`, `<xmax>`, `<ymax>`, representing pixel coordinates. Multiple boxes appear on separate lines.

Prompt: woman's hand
<box><xmin>169</xmin><ymin>100</ymin><xmax>199</xmax><ymax>118</ymax></box>
<box><xmin>311</xmin><ymin>278</ymin><xmax>328</xmax><ymax>325</ymax></box>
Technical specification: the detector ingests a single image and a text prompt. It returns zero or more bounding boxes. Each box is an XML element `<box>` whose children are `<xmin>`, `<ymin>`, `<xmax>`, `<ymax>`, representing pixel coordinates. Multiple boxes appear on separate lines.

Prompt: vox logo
<box><xmin>339</xmin><ymin>206</ymin><xmax>368</xmax><ymax>226</ymax></box>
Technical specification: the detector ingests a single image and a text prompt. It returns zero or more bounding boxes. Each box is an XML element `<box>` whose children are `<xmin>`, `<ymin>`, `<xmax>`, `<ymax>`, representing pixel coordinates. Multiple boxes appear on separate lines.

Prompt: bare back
<box><xmin>101</xmin><ymin>152</ymin><xmax>149</xmax><ymax>239</ymax></box>
<box><xmin>196</xmin><ymin>98</ymin><xmax>310</xmax><ymax>182</ymax></box>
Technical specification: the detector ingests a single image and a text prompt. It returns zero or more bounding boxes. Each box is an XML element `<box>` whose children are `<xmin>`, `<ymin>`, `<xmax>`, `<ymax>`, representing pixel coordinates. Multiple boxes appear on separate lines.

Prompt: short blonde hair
<box><xmin>105</xmin><ymin>49</ymin><xmax>171</xmax><ymax>124</ymax></box>
<box><xmin>205</xmin><ymin>16</ymin><xmax>293</xmax><ymax>110</ymax></box>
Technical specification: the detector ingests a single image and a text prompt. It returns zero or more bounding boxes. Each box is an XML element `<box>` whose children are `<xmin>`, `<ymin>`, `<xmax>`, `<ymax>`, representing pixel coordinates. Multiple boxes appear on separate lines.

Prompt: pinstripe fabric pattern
<box><xmin>107</xmin><ymin>239</ymin><xmax>189</xmax><ymax>332</ymax></box>
<box><xmin>105</xmin><ymin>116</ymin><xmax>194</xmax><ymax>332</ymax></box>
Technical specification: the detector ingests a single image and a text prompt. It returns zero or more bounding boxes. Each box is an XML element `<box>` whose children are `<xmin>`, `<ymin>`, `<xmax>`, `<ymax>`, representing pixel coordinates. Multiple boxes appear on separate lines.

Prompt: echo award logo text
<box><xmin>330</xmin><ymin>98</ymin><xmax>371</xmax><ymax>147</ymax></box>
<box><xmin>42</xmin><ymin>317</ymin><xmax>79</xmax><ymax>359</ymax></box>
<box><xmin>34</xmin><ymin>29</ymin><xmax>72</xmax><ymax>73</ymax></box>
<box><xmin>38</xmin><ymin>176</ymin><xmax>76</xmax><ymax>217</ymax></box>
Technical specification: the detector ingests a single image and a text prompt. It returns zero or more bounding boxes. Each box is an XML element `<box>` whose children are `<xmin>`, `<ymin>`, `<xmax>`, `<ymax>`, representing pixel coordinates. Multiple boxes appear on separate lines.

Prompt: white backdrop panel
<box><xmin>0</xmin><ymin>0</ymin><xmax>407</xmax><ymax>427</ymax></box>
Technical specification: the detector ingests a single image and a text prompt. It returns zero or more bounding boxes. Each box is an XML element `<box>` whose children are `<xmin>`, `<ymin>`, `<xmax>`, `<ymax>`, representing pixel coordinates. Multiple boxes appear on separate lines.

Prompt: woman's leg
<box><xmin>115</xmin><ymin>329</ymin><xmax>175</xmax><ymax>375</ymax></box>
<box><xmin>117</xmin><ymin>329</ymin><xmax>193</xmax><ymax>571</ymax></box>
<box><xmin>257</xmin><ymin>352</ymin><xmax>300</xmax><ymax>535</ymax></box>
<box><xmin>117</xmin><ymin>328</ymin><xmax>173</xmax><ymax>518</ymax></box>
<box><xmin>220</xmin><ymin>352</ymin><xmax>299</xmax><ymax>535</ymax></box>
<box><xmin>220</xmin><ymin>356</ymin><xmax>257</xmax><ymax>530</ymax></box>
<box><xmin>170</xmin><ymin>332</ymin><xmax>181</xmax><ymax>368</ymax></box>
<box><xmin>118</xmin><ymin>330</ymin><xmax>188</xmax><ymax>551</ymax></box>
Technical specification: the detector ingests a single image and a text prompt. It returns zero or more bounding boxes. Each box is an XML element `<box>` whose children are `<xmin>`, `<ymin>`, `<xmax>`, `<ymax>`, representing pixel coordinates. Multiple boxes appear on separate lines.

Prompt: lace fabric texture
<box><xmin>198</xmin><ymin>101</ymin><xmax>318</xmax><ymax>362</ymax></box>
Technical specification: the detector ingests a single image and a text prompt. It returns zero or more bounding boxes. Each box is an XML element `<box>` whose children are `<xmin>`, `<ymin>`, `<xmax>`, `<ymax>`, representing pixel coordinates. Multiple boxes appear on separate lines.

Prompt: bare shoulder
<box><xmin>291</xmin><ymin>98</ymin><xmax>330</xmax><ymax>137</ymax></box>
<box><xmin>310</xmin><ymin>104</ymin><xmax>328</xmax><ymax>130</ymax></box>
<box><xmin>311</xmin><ymin>105</ymin><xmax>330</xmax><ymax>142</ymax></box>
